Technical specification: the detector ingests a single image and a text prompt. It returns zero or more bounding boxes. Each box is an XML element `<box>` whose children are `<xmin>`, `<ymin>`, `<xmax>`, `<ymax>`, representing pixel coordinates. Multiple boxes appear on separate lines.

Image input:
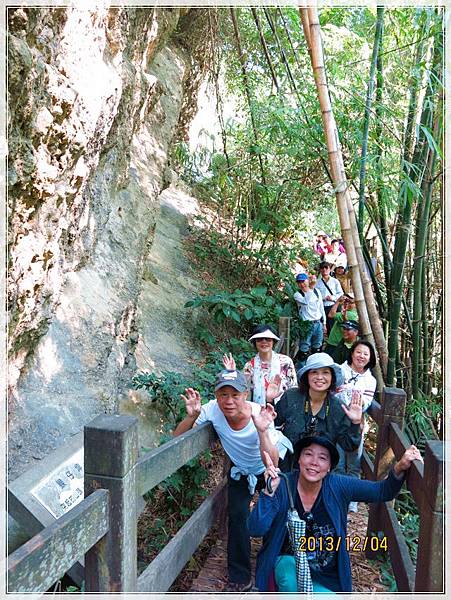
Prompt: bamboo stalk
<box><xmin>229</xmin><ymin>8</ymin><xmax>266</xmax><ymax>185</ymax></box>
<box><xmin>300</xmin><ymin>7</ymin><xmax>388</xmax><ymax>378</ymax></box>
<box><xmin>263</xmin><ymin>8</ymin><xmax>299</xmax><ymax>100</ymax></box>
<box><xmin>387</xmin><ymin>11</ymin><xmax>436</xmax><ymax>384</ymax></box>
<box><xmin>358</xmin><ymin>6</ymin><xmax>385</xmax><ymax>234</ymax></box>
<box><xmin>412</xmin><ymin>92</ymin><xmax>441</xmax><ymax>398</ymax></box>
<box><xmin>250</xmin><ymin>8</ymin><xmax>279</xmax><ymax>93</ymax></box>
<box><xmin>374</xmin><ymin>46</ymin><xmax>392</xmax><ymax>303</ymax></box>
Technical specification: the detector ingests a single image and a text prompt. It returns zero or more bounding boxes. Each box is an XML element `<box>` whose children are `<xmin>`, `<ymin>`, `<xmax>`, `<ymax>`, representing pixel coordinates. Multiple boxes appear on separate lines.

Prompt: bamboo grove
<box><xmin>175</xmin><ymin>7</ymin><xmax>443</xmax><ymax>441</ymax></box>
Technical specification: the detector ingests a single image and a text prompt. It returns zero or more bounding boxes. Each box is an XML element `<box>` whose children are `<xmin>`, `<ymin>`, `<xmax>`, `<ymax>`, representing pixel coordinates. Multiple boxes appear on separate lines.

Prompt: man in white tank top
<box><xmin>174</xmin><ymin>369</ymin><xmax>292</xmax><ymax>592</ymax></box>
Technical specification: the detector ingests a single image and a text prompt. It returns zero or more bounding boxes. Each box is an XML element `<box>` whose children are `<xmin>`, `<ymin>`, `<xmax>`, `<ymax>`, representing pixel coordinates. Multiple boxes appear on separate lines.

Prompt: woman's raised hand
<box><xmin>252</xmin><ymin>403</ymin><xmax>277</xmax><ymax>432</ymax></box>
<box><xmin>341</xmin><ymin>391</ymin><xmax>363</xmax><ymax>424</ymax></box>
<box><xmin>394</xmin><ymin>445</ymin><xmax>423</xmax><ymax>476</ymax></box>
<box><xmin>222</xmin><ymin>353</ymin><xmax>236</xmax><ymax>370</ymax></box>
<box><xmin>262</xmin><ymin>450</ymin><xmax>280</xmax><ymax>495</ymax></box>
<box><xmin>266</xmin><ymin>374</ymin><xmax>282</xmax><ymax>403</ymax></box>
<box><xmin>180</xmin><ymin>388</ymin><xmax>201</xmax><ymax>418</ymax></box>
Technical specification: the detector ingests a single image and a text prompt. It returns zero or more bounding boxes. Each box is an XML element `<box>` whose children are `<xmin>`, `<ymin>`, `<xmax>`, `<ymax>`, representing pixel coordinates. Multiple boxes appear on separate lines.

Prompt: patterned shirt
<box><xmin>243</xmin><ymin>352</ymin><xmax>297</xmax><ymax>405</ymax></box>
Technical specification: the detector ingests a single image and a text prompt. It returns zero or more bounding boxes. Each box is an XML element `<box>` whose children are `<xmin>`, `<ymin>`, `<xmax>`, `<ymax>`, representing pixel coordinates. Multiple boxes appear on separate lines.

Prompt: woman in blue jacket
<box><xmin>248</xmin><ymin>435</ymin><xmax>422</xmax><ymax>592</ymax></box>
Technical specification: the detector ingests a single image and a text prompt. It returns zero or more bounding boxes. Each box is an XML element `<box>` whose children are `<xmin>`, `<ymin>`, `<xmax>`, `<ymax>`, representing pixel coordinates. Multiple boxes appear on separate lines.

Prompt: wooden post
<box><xmin>278</xmin><ymin>316</ymin><xmax>290</xmax><ymax>356</ymax></box>
<box><xmin>372</xmin><ymin>387</ymin><xmax>407</xmax><ymax>478</ymax></box>
<box><xmin>84</xmin><ymin>415</ymin><xmax>138</xmax><ymax>592</ymax></box>
<box><xmin>414</xmin><ymin>440</ymin><xmax>443</xmax><ymax>592</ymax></box>
<box><xmin>366</xmin><ymin>387</ymin><xmax>406</xmax><ymax>558</ymax></box>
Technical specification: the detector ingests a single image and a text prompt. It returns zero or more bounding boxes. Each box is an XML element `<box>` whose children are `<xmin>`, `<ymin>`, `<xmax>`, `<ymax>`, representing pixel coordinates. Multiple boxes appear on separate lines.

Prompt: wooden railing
<box><xmin>7</xmin><ymin>417</ymin><xmax>224</xmax><ymax>593</ymax></box>
<box><xmin>363</xmin><ymin>388</ymin><xmax>443</xmax><ymax>592</ymax></box>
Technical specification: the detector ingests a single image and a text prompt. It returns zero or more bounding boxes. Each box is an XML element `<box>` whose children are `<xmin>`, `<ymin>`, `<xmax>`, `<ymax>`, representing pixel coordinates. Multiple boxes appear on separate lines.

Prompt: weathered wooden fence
<box><xmin>8</xmin><ymin>416</ymin><xmax>224</xmax><ymax>593</ymax></box>
<box><xmin>363</xmin><ymin>388</ymin><xmax>444</xmax><ymax>592</ymax></box>
<box><xmin>7</xmin><ymin>318</ymin><xmax>444</xmax><ymax>593</ymax></box>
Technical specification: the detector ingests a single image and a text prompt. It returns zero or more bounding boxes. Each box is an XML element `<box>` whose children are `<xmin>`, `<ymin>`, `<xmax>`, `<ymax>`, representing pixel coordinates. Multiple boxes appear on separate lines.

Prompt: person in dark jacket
<box><xmin>272</xmin><ymin>353</ymin><xmax>362</xmax><ymax>470</ymax></box>
<box><xmin>248</xmin><ymin>435</ymin><xmax>423</xmax><ymax>592</ymax></box>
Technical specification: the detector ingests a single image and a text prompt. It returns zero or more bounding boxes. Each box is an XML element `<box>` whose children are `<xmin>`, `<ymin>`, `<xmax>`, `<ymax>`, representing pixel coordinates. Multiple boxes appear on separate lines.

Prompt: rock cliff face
<box><xmin>7</xmin><ymin>6</ymin><xmax>212</xmax><ymax>478</ymax></box>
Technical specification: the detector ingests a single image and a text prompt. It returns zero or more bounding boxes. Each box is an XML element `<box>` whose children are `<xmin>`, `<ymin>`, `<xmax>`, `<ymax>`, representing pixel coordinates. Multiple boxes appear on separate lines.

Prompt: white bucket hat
<box><xmin>297</xmin><ymin>353</ymin><xmax>344</xmax><ymax>388</ymax></box>
<box><xmin>248</xmin><ymin>328</ymin><xmax>280</xmax><ymax>342</ymax></box>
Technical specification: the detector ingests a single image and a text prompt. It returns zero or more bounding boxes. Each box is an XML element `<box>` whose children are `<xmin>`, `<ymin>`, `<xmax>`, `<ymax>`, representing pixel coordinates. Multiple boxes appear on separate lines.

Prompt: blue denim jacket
<box><xmin>248</xmin><ymin>468</ymin><xmax>404</xmax><ymax>592</ymax></box>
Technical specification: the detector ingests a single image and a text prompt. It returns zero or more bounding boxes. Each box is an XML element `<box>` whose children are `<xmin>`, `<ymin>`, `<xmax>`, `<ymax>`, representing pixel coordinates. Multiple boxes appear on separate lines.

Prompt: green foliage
<box><xmin>395</xmin><ymin>489</ymin><xmax>420</xmax><ymax>564</ymax></box>
<box><xmin>158</xmin><ymin>446</ymin><xmax>210</xmax><ymax>508</ymax></box>
<box><xmin>185</xmin><ymin>285</ymin><xmax>283</xmax><ymax>326</ymax></box>
<box><xmin>377</xmin><ymin>555</ymin><xmax>397</xmax><ymax>592</ymax></box>
<box><xmin>404</xmin><ymin>393</ymin><xmax>441</xmax><ymax>450</ymax></box>
<box><xmin>133</xmin><ymin>370</ymin><xmax>196</xmax><ymax>425</ymax></box>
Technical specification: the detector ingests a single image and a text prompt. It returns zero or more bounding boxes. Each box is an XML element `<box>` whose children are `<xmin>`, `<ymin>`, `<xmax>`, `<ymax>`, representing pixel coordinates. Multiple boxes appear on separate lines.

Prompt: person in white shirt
<box><xmin>336</xmin><ymin>340</ymin><xmax>377</xmax><ymax>512</ymax></box>
<box><xmin>173</xmin><ymin>369</ymin><xmax>292</xmax><ymax>592</ymax></box>
<box><xmin>315</xmin><ymin>261</ymin><xmax>343</xmax><ymax>334</ymax></box>
<box><xmin>293</xmin><ymin>273</ymin><xmax>326</xmax><ymax>368</ymax></box>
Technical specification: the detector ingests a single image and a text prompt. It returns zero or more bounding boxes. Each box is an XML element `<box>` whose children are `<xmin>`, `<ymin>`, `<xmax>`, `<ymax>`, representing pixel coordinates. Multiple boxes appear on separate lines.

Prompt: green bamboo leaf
<box><xmin>419</xmin><ymin>124</ymin><xmax>443</xmax><ymax>159</ymax></box>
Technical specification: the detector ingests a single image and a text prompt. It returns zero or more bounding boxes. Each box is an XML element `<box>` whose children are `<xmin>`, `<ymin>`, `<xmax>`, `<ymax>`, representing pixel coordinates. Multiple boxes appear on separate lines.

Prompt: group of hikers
<box><xmin>173</xmin><ymin>258</ymin><xmax>423</xmax><ymax>593</ymax></box>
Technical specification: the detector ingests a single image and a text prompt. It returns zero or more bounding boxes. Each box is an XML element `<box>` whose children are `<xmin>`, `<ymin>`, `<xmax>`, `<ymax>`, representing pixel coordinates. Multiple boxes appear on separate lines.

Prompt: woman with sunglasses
<box><xmin>223</xmin><ymin>324</ymin><xmax>297</xmax><ymax>406</ymax></box>
<box><xmin>273</xmin><ymin>353</ymin><xmax>362</xmax><ymax>470</ymax></box>
<box><xmin>248</xmin><ymin>435</ymin><xmax>423</xmax><ymax>592</ymax></box>
<box><xmin>336</xmin><ymin>341</ymin><xmax>377</xmax><ymax>512</ymax></box>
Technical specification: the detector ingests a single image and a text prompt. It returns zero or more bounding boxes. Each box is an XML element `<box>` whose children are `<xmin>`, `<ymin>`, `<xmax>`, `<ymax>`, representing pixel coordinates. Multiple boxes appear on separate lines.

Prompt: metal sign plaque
<box><xmin>29</xmin><ymin>448</ymin><xmax>84</xmax><ymax>519</ymax></box>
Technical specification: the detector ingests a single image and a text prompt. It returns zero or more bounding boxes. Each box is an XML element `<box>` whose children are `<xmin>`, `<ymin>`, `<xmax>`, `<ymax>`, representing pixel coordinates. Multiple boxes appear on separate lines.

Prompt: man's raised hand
<box><xmin>222</xmin><ymin>353</ymin><xmax>236</xmax><ymax>370</ymax></box>
<box><xmin>181</xmin><ymin>388</ymin><xmax>201</xmax><ymax>418</ymax></box>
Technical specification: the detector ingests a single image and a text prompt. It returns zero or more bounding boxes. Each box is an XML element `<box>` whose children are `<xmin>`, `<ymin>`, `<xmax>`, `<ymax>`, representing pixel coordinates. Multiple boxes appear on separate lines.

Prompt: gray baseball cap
<box><xmin>214</xmin><ymin>370</ymin><xmax>248</xmax><ymax>392</ymax></box>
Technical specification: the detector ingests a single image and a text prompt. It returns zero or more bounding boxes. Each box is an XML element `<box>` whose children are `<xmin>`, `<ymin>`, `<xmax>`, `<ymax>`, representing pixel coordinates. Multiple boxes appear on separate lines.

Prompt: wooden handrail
<box><xmin>136</xmin><ymin>422</ymin><xmax>217</xmax><ymax>496</ymax></box>
<box><xmin>7</xmin><ymin>489</ymin><xmax>109</xmax><ymax>593</ymax></box>
<box><xmin>388</xmin><ymin>421</ymin><xmax>424</xmax><ymax>508</ymax></box>
<box><xmin>378</xmin><ymin>503</ymin><xmax>416</xmax><ymax>591</ymax></box>
<box><xmin>364</xmin><ymin>387</ymin><xmax>443</xmax><ymax>592</ymax></box>
<box><xmin>7</xmin><ymin>421</ymin><xmax>221</xmax><ymax>594</ymax></box>
<box><xmin>367</xmin><ymin>398</ymin><xmax>382</xmax><ymax>425</ymax></box>
<box><xmin>137</xmin><ymin>478</ymin><xmax>227</xmax><ymax>591</ymax></box>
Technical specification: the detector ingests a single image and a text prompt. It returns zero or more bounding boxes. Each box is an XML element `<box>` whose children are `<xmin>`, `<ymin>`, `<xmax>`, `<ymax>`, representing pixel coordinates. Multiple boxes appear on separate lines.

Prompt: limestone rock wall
<box><xmin>7</xmin><ymin>6</ymin><xmax>210</xmax><ymax>478</ymax></box>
